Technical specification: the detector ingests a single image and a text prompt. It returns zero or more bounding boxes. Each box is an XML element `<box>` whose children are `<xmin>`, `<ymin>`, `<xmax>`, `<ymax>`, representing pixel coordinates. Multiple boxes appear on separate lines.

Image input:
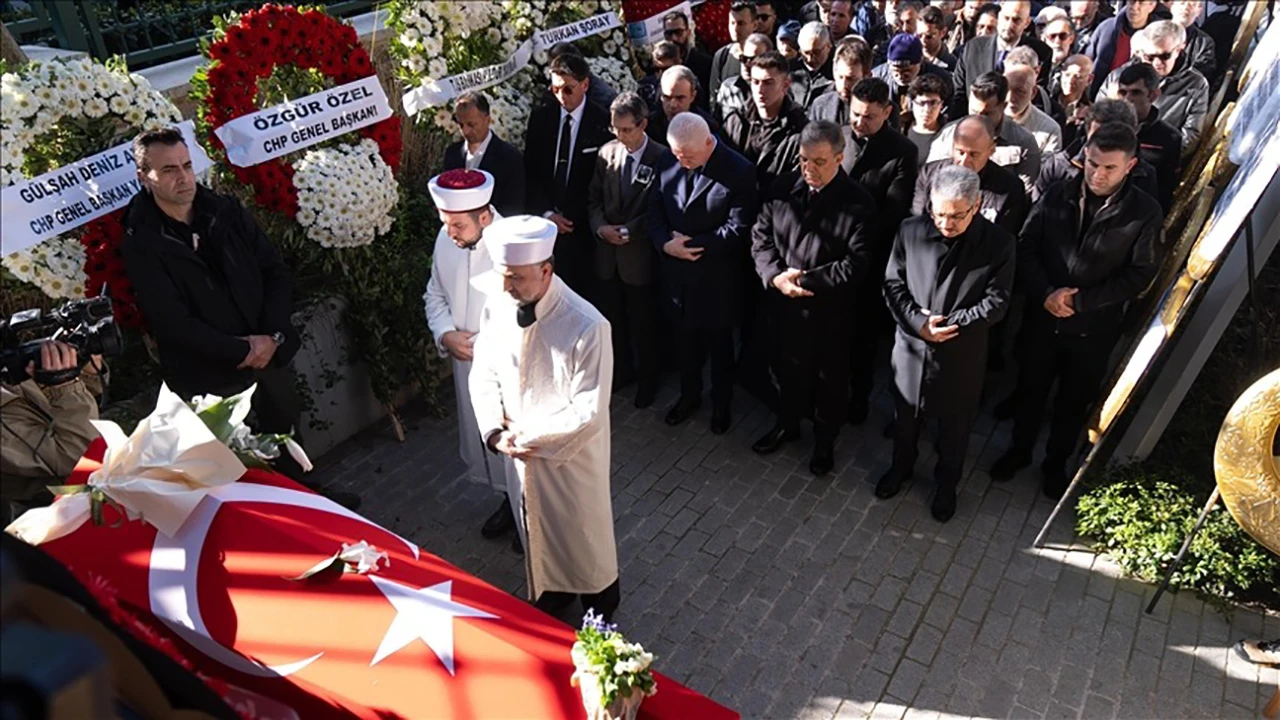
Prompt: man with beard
<box><xmin>878</xmin><ymin>164</ymin><xmax>1014</xmax><ymax>522</ymax></box>
<box><xmin>423</xmin><ymin>169</ymin><xmax>516</xmax><ymax>552</ymax></box>
<box><xmin>1069</xmin><ymin>0</ymin><xmax>1112</xmax><ymax>51</ymax></box>
<box><xmin>991</xmin><ymin>123</ymin><xmax>1162</xmax><ymax>497</ymax></box>
<box><xmin>841</xmin><ymin>78</ymin><xmax>921</xmax><ymax>425</ymax></box>
<box><xmin>951</xmin><ymin>0</ymin><xmax>1052</xmax><ymax>116</ymax></box>
<box><xmin>710</xmin><ymin>2</ymin><xmax>763</xmax><ymax>105</ymax></box>
<box><xmin>1041</xmin><ymin>16</ymin><xmax>1078</xmax><ymax>86</ymax></box>
<box><xmin>750</xmin><ymin>120</ymin><xmax>875</xmax><ymax>474</ymax></box>
<box><xmin>1053</xmin><ymin>53</ymin><xmax>1094</xmax><ymax>148</ymax></box>
<box><xmin>791</xmin><ymin>21</ymin><xmax>836</xmax><ymax>111</ymax></box>
<box><xmin>1004</xmin><ymin>65</ymin><xmax>1063</xmax><ymax>155</ymax></box>
<box><xmin>647</xmin><ymin>65</ymin><xmax>722</xmax><ymax>145</ymax></box>
<box><xmin>873</xmin><ymin>33</ymin><xmax>953</xmax><ymax>132</ymax></box>
<box><xmin>442</xmin><ymin>92</ymin><xmax>525</xmax><ymax>216</ymax></box>
<box><xmin>714</xmin><ymin>33</ymin><xmax>775</xmax><ymax>125</ymax></box>
<box><xmin>810</xmin><ymin>35</ymin><xmax>874</xmax><ymax>124</ymax></box>
<box><xmin>663</xmin><ymin>9</ymin><xmax>713</xmax><ymax>108</ymax></box>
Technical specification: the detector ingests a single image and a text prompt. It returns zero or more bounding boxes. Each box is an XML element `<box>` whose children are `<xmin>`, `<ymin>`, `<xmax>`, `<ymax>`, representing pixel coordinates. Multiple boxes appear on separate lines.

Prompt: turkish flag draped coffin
<box><xmin>36</xmin><ymin>441</ymin><xmax>737</xmax><ymax>720</ymax></box>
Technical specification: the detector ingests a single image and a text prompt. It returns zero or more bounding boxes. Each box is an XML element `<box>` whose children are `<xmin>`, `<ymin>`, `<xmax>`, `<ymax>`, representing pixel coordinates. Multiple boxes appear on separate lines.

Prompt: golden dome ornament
<box><xmin>1213</xmin><ymin>368</ymin><xmax>1280</xmax><ymax>556</ymax></box>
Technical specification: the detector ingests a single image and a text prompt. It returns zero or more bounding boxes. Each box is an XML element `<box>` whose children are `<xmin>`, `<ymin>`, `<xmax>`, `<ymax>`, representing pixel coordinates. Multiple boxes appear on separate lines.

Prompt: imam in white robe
<box><xmin>469</xmin><ymin>276</ymin><xmax>618</xmax><ymax>598</ymax></box>
<box><xmin>423</xmin><ymin>213</ymin><xmax>505</xmax><ymax>490</ymax></box>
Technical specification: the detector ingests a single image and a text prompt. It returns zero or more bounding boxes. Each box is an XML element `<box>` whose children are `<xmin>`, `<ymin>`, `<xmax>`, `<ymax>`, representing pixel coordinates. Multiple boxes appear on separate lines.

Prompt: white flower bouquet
<box><xmin>570</xmin><ymin>610</ymin><xmax>656</xmax><ymax>720</ymax></box>
<box><xmin>292</xmin><ymin>138</ymin><xmax>398</xmax><ymax>249</ymax></box>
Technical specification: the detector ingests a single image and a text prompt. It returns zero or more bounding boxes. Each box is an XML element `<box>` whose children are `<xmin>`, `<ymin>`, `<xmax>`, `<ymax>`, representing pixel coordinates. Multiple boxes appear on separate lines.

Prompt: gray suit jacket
<box><xmin>588</xmin><ymin>137</ymin><xmax>669</xmax><ymax>286</ymax></box>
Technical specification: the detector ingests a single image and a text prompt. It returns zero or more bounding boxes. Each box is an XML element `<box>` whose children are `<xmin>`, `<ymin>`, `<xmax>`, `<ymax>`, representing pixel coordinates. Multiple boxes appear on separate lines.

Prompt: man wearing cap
<box><xmin>469</xmin><ymin>215</ymin><xmax>620</xmax><ymax>623</ymax></box>
<box><xmin>872</xmin><ymin>33</ymin><xmax>953</xmax><ymax>132</ymax></box>
<box><xmin>423</xmin><ymin>168</ymin><xmax>518</xmax><ymax>553</ymax></box>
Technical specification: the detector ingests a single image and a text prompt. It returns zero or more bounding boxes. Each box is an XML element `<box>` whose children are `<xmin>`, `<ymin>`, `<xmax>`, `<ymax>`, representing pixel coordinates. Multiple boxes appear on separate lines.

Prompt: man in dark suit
<box><xmin>648</xmin><ymin>112</ymin><xmax>758</xmax><ymax>434</ymax></box>
<box><xmin>442</xmin><ymin>91</ymin><xmax>525</xmax><ymax>217</ymax></box>
<box><xmin>664</xmin><ymin>9</ymin><xmax>714</xmax><ymax>109</ymax></box>
<box><xmin>879</xmin><ymin>164</ymin><xmax>1015</xmax><ymax>522</ymax></box>
<box><xmin>588</xmin><ymin>92</ymin><xmax>670</xmax><ymax>410</ymax></box>
<box><xmin>841</xmin><ymin>77</ymin><xmax>920</xmax><ymax>425</ymax></box>
<box><xmin>751</xmin><ymin>120</ymin><xmax>874</xmax><ymax>474</ymax></box>
<box><xmin>523</xmin><ymin>54</ymin><xmax>613</xmax><ymax>300</ymax></box>
<box><xmin>950</xmin><ymin>0</ymin><xmax>1052</xmax><ymax>117</ymax></box>
<box><xmin>991</xmin><ymin>123</ymin><xmax>1162</xmax><ymax>498</ymax></box>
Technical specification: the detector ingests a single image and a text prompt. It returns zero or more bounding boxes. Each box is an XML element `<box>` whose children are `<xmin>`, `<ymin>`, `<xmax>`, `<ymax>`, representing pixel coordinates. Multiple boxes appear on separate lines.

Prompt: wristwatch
<box><xmin>270</xmin><ymin>331</ymin><xmax>286</xmax><ymax>346</ymax></box>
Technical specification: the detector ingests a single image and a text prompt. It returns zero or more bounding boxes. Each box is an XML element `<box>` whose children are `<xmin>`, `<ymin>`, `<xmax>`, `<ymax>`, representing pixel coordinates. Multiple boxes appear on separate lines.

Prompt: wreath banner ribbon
<box><xmin>214</xmin><ymin>75</ymin><xmax>392</xmax><ymax>167</ymax></box>
<box><xmin>0</xmin><ymin>120</ymin><xmax>209</xmax><ymax>257</ymax></box>
<box><xmin>402</xmin><ymin>10</ymin><xmax>623</xmax><ymax>116</ymax></box>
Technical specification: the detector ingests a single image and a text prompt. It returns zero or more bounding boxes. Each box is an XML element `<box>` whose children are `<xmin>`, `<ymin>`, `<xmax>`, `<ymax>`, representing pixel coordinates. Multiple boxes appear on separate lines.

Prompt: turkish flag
<box><xmin>37</xmin><ymin>441</ymin><xmax>737</xmax><ymax>719</ymax></box>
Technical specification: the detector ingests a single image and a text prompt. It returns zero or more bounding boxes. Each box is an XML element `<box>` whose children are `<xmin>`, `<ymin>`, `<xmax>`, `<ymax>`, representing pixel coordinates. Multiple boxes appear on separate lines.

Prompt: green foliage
<box><xmin>1076</xmin><ymin>467</ymin><xmax>1280</xmax><ymax>602</ymax></box>
<box><xmin>572</xmin><ymin>611</ymin><xmax>656</xmax><ymax>709</ymax></box>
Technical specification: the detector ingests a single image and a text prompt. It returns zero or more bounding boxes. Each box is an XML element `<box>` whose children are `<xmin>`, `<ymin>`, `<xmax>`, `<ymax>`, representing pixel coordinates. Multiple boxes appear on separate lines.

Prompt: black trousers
<box><xmin>534</xmin><ymin>578</ymin><xmax>621</xmax><ymax>623</ymax></box>
<box><xmin>597</xmin><ymin>277</ymin><xmax>660</xmax><ymax>389</ymax></box>
<box><xmin>890</xmin><ymin>391</ymin><xmax>972</xmax><ymax>490</ymax></box>
<box><xmin>1010</xmin><ymin>315</ymin><xmax>1116</xmax><ymax>464</ymax></box>
<box><xmin>677</xmin><ymin>325</ymin><xmax>735</xmax><ymax>408</ymax></box>
<box><xmin>774</xmin><ymin>297</ymin><xmax>851</xmax><ymax>444</ymax></box>
<box><xmin>849</xmin><ymin>281</ymin><xmax>892</xmax><ymax>407</ymax></box>
<box><xmin>736</xmin><ymin>276</ymin><xmax>780</xmax><ymax>409</ymax></box>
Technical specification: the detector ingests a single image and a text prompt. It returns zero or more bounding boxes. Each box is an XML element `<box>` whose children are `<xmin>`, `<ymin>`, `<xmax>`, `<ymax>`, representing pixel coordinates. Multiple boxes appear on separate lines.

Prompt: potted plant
<box><xmin>570</xmin><ymin>610</ymin><xmax>657</xmax><ymax>720</ymax></box>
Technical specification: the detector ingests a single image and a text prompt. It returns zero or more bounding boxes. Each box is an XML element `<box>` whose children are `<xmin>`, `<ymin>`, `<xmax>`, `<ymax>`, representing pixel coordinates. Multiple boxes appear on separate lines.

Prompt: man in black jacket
<box><xmin>649</xmin><ymin>112</ymin><xmax>759</xmax><ymax>434</ymax></box>
<box><xmin>991</xmin><ymin>123</ymin><xmax>1162</xmax><ymax>497</ymax></box>
<box><xmin>1032</xmin><ymin>98</ymin><xmax>1161</xmax><ymax>204</ymax></box>
<box><xmin>1116</xmin><ymin>62</ymin><xmax>1181</xmax><ymax>212</ymax></box>
<box><xmin>664</xmin><ymin>9</ymin><xmax>714</xmax><ymax>109</ymax></box>
<box><xmin>122</xmin><ymin>128</ymin><xmax>358</xmax><ymax>508</ymax></box>
<box><xmin>442</xmin><ymin>91</ymin><xmax>525</xmax><ymax>216</ymax></box>
<box><xmin>648</xmin><ymin>65</ymin><xmax>723</xmax><ymax>145</ymax></box>
<box><xmin>723</xmin><ymin>50</ymin><xmax>810</xmax><ymax>194</ymax></box>
<box><xmin>709</xmin><ymin>1</ymin><xmax>761</xmax><ymax>103</ymax></box>
<box><xmin>912</xmin><ymin>115</ymin><xmax>1028</xmax><ymax>239</ymax></box>
<box><xmin>809</xmin><ymin>36</ymin><xmax>873</xmax><ymax>125</ymax></box>
<box><xmin>951</xmin><ymin>0</ymin><xmax>1052</xmax><ymax>116</ymax></box>
<box><xmin>523</xmin><ymin>54</ymin><xmax>613</xmax><ymax>300</ymax></box>
<box><xmin>750</xmin><ymin>120</ymin><xmax>875</xmax><ymax>474</ymax></box>
<box><xmin>791</xmin><ymin>21</ymin><xmax>836</xmax><ymax>111</ymax></box>
<box><xmin>879</xmin><ymin>164</ymin><xmax>1014</xmax><ymax>522</ymax></box>
<box><xmin>841</xmin><ymin>78</ymin><xmax>921</xmax><ymax>424</ymax></box>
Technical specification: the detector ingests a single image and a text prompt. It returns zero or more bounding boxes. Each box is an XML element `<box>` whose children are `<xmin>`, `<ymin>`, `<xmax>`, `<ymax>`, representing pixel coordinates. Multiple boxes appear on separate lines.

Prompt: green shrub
<box><xmin>1076</xmin><ymin>466</ymin><xmax>1280</xmax><ymax>602</ymax></box>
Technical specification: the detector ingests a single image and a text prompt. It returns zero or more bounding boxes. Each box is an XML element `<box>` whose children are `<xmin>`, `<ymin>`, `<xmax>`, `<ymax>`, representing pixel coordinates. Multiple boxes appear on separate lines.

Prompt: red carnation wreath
<box><xmin>80</xmin><ymin>210</ymin><xmax>146</xmax><ymax>330</ymax></box>
<box><xmin>193</xmin><ymin>4</ymin><xmax>402</xmax><ymax>218</ymax></box>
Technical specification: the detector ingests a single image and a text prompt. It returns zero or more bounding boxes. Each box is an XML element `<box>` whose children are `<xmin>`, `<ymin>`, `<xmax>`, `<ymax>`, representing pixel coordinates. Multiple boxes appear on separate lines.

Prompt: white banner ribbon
<box><xmin>214</xmin><ymin>75</ymin><xmax>392</xmax><ymax>167</ymax></box>
<box><xmin>626</xmin><ymin>1</ymin><xmax>693</xmax><ymax>47</ymax></box>
<box><xmin>4</xmin><ymin>384</ymin><xmax>247</xmax><ymax>545</ymax></box>
<box><xmin>0</xmin><ymin>120</ymin><xmax>210</xmax><ymax>257</ymax></box>
<box><xmin>401</xmin><ymin>11</ymin><xmax>623</xmax><ymax>116</ymax></box>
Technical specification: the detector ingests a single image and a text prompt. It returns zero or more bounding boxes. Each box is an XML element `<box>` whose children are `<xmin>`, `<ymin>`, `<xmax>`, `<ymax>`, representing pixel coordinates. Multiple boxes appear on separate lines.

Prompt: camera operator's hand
<box><xmin>237</xmin><ymin>335</ymin><xmax>278</xmax><ymax>370</ymax></box>
<box><xmin>28</xmin><ymin>341</ymin><xmax>82</xmax><ymax>387</ymax></box>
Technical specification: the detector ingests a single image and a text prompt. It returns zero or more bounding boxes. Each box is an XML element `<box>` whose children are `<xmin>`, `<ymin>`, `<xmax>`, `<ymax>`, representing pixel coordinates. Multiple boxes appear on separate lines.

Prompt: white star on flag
<box><xmin>369</xmin><ymin>576</ymin><xmax>498</xmax><ymax>674</ymax></box>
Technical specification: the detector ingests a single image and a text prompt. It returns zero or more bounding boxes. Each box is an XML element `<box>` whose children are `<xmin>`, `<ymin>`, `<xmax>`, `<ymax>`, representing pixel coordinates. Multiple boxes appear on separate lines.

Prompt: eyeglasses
<box><xmin>664</xmin><ymin>28</ymin><xmax>687</xmax><ymax>38</ymax></box>
<box><xmin>1045</xmin><ymin>32</ymin><xmax>1073</xmax><ymax>41</ymax></box>
<box><xmin>1143</xmin><ymin>49</ymin><xmax>1177</xmax><ymax>61</ymax></box>
<box><xmin>911</xmin><ymin>97</ymin><xmax>941</xmax><ymax>107</ymax></box>
<box><xmin>929</xmin><ymin>203</ymin><xmax>977</xmax><ymax>223</ymax></box>
<box><xmin>741</xmin><ymin>54</ymin><xmax>757</xmax><ymax>66</ymax></box>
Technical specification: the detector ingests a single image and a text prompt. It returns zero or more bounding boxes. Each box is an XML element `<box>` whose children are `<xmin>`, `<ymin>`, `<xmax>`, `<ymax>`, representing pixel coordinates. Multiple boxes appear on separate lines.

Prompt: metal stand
<box><xmin>1145</xmin><ymin>488</ymin><xmax>1222</xmax><ymax>614</ymax></box>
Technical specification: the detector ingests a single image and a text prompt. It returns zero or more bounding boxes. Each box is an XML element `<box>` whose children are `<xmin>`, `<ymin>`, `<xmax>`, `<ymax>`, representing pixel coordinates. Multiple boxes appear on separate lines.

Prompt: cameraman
<box><xmin>1</xmin><ymin>342</ymin><xmax>104</xmax><ymax>524</ymax></box>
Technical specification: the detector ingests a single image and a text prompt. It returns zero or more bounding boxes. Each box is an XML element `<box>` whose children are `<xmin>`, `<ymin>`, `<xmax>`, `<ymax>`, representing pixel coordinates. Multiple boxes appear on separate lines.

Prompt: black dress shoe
<box><xmin>481</xmin><ymin>498</ymin><xmax>516</xmax><ymax>539</ymax></box>
<box><xmin>1041</xmin><ymin>459</ymin><xmax>1069</xmax><ymax>499</ymax></box>
<box><xmin>931</xmin><ymin>485</ymin><xmax>957</xmax><ymax>522</ymax></box>
<box><xmin>752</xmin><ymin>424</ymin><xmax>797</xmax><ymax>455</ymax></box>
<box><xmin>847</xmin><ymin>397</ymin><xmax>870</xmax><ymax>426</ymax></box>
<box><xmin>634</xmin><ymin>382</ymin><xmax>657</xmax><ymax>409</ymax></box>
<box><xmin>710</xmin><ymin>405</ymin><xmax>731</xmax><ymax>434</ymax></box>
<box><xmin>511</xmin><ymin>533</ymin><xmax>524</xmax><ymax>556</ymax></box>
<box><xmin>992</xmin><ymin>394</ymin><xmax>1017</xmax><ymax>420</ymax></box>
<box><xmin>990</xmin><ymin>449</ymin><xmax>1031</xmax><ymax>482</ymax></box>
<box><xmin>664</xmin><ymin>396</ymin><xmax>701</xmax><ymax>426</ymax></box>
<box><xmin>875</xmin><ymin>470</ymin><xmax>905</xmax><ymax>499</ymax></box>
<box><xmin>809</xmin><ymin>445</ymin><xmax>834</xmax><ymax>475</ymax></box>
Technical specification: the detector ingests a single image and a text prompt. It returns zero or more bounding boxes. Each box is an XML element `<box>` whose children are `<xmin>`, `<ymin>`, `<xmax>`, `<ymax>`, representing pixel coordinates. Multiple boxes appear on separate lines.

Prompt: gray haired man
<box><xmin>879</xmin><ymin>164</ymin><xmax>1015</xmax><ymax>522</ymax></box>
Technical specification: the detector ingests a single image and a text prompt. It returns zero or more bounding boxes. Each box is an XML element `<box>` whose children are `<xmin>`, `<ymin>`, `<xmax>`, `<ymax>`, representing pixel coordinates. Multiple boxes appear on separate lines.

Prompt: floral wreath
<box><xmin>193</xmin><ymin>4</ymin><xmax>402</xmax><ymax>248</ymax></box>
<box><xmin>1</xmin><ymin>56</ymin><xmax>181</xmax><ymax>323</ymax></box>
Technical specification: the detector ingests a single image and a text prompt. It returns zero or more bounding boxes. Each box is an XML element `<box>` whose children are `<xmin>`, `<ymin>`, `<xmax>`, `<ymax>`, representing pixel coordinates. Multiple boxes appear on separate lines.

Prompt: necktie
<box><xmin>683</xmin><ymin>167</ymin><xmax>699</xmax><ymax>200</ymax></box>
<box><xmin>622</xmin><ymin>153</ymin><xmax>635</xmax><ymax>198</ymax></box>
<box><xmin>996</xmin><ymin>49</ymin><xmax>1008</xmax><ymax>71</ymax></box>
<box><xmin>517</xmin><ymin>303</ymin><xmax>537</xmax><ymax>328</ymax></box>
<box><xmin>555</xmin><ymin>114</ymin><xmax>573</xmax><ymax>191</ymax></box>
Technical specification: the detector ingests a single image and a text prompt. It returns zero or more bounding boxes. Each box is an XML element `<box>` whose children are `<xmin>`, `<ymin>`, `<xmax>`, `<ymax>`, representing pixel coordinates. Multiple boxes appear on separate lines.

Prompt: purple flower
<box><xmin>582</xmin><ymin>608</ymin><xmax>618</xmax><ymax>634</ymax></box>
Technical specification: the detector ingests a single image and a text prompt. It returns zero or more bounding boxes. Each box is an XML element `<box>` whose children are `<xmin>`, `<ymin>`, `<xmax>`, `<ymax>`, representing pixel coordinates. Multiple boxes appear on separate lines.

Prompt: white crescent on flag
<box><xmin>148</xmin><ymin>482</ymin><xmax>420</xmax><ymax>677</ymax></box>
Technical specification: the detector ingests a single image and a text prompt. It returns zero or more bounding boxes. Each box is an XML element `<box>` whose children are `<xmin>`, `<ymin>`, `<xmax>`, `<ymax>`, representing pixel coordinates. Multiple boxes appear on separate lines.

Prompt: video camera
<box><xmin>0</xmin><ymin>296</ymin><xmax>123</xmax><ymax>385</ymax></box>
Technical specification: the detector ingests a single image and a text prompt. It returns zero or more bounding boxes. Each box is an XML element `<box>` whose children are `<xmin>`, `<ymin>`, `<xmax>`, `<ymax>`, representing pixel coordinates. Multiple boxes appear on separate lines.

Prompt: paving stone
<box><xmin>301</xmin><ymin>384</ymin><xmax>1268</xmax><ymax>720</ymax></box>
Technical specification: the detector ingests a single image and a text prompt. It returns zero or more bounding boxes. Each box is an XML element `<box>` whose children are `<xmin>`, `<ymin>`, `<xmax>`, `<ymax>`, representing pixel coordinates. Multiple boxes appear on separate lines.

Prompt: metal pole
<box><xmin>1145</xmin><ymin>488</ymin><xmax>1221</xmax><ymax>614</ymax></box>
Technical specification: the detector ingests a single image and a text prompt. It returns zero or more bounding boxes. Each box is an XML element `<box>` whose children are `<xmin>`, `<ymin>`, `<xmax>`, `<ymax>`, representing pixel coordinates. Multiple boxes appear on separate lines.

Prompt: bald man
<box><xmin>1053</xmin><ymin>54</ymin><xmax>1094</xmax><ymax>148</ymax></box>
<box><xmin>951</xmin><ymin>1</ymin><xmax>1052</xmax><ymax>116</ymax></box>
<box><xmin>913</xmin><ymin>115</ymin><xmax>1028</xmax><ymax>239</ymax></box>
<box><xmin>1005</xmin><ymin>66</ymin><xmax>1063</xmax><ymax>155</ymax></box>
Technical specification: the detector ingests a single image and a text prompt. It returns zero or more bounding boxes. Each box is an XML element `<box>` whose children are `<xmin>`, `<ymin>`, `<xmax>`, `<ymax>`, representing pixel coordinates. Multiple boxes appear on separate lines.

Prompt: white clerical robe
<box><xmin>469</xmin><ymin>276</ymin><xmax>618</xmax><ymax>598</ymax></box>
<box><xmin>422</xmin><ymin>213</ymin><xmax>505</xmax><ymax>489</ymax></box>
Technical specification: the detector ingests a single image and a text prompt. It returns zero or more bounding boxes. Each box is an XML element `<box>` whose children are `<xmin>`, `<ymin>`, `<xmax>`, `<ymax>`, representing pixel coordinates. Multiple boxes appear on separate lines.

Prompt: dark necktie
<box><xmin>622</xmin><ymin>153</ymin><xmax>635</xmax><ymax>199</ymax></box>
<box><xmin>996</xmin><ymin>49</ymin><xmax>1008</xmax><ymax>72</ymax></box>
<box><xmin>683</xmin><ymin>167</ymin><xmax>700</xmax><ymax>200</ymax></box>
<box><xmin>517</xmin><ymin>303</ymin><xmax>537</xmax><ymax>328</ymax></box>
<box><xmin>555</xmin><ymin>114</ymin><xmax>573</xmax><ymax>191</ymax></box>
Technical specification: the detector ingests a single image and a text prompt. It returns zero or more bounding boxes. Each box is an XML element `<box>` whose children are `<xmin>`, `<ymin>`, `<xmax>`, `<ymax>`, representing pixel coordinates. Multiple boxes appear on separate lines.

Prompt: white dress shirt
<box><xmin>464</xmin><ymin>129</ymin><xmax>494</xmax><ymax>170</ymax></box>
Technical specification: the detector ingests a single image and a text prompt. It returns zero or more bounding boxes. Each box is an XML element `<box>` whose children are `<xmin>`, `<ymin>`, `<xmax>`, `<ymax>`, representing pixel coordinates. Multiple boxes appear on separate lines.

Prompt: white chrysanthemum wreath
<box><xmin>1</xmin><ymin>56</ymin><xmax>181</xmax><ymax>300</ymax></box>
<box><xmin>293</xmin><ymin>139</ymin><xmax>398</xmax><ymax>249</ymax></box>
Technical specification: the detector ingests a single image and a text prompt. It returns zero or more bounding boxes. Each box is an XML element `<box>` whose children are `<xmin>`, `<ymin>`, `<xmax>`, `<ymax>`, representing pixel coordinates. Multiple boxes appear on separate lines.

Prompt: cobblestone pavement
<box><xmin>309</xmin><ymin>381</ymin><xmax>1279</xmax><ymax>720</ymax></box>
